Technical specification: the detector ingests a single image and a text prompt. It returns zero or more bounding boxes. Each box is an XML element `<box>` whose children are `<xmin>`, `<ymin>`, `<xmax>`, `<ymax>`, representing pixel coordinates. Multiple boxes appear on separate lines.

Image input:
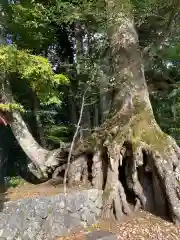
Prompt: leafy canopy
<box><xmin>0</xmin><ymin>44</ymin><xmax>69</xmax><ymax>110</ymax></box>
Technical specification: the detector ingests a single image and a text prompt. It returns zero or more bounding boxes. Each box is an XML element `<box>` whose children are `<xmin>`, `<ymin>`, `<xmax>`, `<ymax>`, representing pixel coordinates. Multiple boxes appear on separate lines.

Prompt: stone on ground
<box><xmin>85</xmin><ymin>230</ymin><xmax>117</xmax><ymax>240</ymax></box>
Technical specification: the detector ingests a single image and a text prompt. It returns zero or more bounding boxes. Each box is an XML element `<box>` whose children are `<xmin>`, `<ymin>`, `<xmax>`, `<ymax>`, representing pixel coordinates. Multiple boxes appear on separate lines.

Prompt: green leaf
<box><xmin>0</xmin><ymin>44</ymin><xmax>69</xmax><ymax>106</ymax></box>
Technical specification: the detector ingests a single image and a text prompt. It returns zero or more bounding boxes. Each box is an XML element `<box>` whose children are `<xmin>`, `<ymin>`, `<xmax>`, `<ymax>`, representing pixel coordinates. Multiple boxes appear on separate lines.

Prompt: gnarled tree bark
<box><xmin>62</xmin><ymin>0</ymin><xmax>180</xmax><ymax>224</ymax></box>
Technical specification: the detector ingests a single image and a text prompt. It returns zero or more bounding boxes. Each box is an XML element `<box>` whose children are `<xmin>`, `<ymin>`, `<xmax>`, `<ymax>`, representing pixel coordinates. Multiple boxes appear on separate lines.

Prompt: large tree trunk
<box><xmin>63</xmin><ymin>0</ymin><xmax>180</xmax><ymax>224</ymax></box>
<box><xmin>101</xmin><ymin>0</ymin><xmax>180</xmax><ymax>224</ymax></box>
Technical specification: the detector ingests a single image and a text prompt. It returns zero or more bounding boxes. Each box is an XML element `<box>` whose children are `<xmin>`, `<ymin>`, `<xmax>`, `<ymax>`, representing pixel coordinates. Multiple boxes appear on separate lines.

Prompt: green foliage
<box><xmin>1</xmin><ymin>0</ymin><xmax>54</xmax><ymax>51</ymax></box>
<box><xmin>0</xmin><ymin>103</ymin><xmax>24</xmax><ymax>112</ymax></box>
<box><xmin>0</xmin><ymin>44</ymin><xmax>69</xmax><ymax>106</ymax></box>
<box><xmin>5</xmin><ymin>176</ymin><xmax>25</xmax><ymax>188</ymax></box>
<box><xmin>44</xmin><ymin>124</ymin><xmax>74</xmax><ymax>145</ymax></box>
<box><xmin>1</xmin><ymin>0</ymin><xmax>106</xmax><ymax>48</ymax></box>
<box><xmin>158</xmin><ymin>45</ymin><xmax>180</xmax><ymax>61</ymax></box>
<box><xmin>152</xmin><ymin>90</ymin><xmax>180</xmax><ymax>145</ymax></box>
<box><xmin>132</xmin><ymin>0</ymin><xmax>177</xmax><ymax>22</ymax></box>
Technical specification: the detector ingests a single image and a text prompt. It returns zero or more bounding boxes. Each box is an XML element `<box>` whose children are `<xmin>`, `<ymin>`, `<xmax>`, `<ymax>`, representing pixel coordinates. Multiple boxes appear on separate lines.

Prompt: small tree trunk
<box><xmin>80</xmin><ymin>105</ymin><xmax>91</xmax><ymax>139</ymax></box>
<box><xmin>32</xmin><ymin>91</ymin><xmax>46</xmax><ymax>147</ymax></box>
<box><xmin>68</xmin><ymin>91</ymin><xmax>78</xmax><ymax>126</ymax></box>
<box><xmin>9</xmin><ymin>112</ymin><xmax>49</xmax><ymax>172</ymax></box>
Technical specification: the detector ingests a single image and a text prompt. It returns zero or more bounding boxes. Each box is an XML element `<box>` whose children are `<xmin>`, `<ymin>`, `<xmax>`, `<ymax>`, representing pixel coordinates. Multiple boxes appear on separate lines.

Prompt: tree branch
<box><xmin>143</xmin><ymin>1</ymin><xmax>180</xmax><ymax>58</ymax></box>
<box><xmin>63</xmin><ymin>87</ymin><xmax>89</xmax><ymax>194</ymax></box>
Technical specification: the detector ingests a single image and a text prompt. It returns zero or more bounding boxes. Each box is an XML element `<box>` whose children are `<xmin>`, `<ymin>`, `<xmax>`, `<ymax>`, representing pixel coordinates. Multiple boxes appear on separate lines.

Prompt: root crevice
<box><xmin>51</xmin><ymin>118</ymin><xmax>180</xmax><ymax>225</ymax></box>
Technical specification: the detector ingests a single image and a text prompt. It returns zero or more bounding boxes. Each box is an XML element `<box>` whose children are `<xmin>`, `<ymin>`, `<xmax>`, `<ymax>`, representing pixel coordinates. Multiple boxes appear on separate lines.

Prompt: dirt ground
<box><xmin>1</xmin><ymin>182</ymin><xmax>180</xmax><ymax>240</ymax></box>
<box><xmin>0</xmin><ymin>181</ymin><xmax>87</xmax><ymax>203</ymax></box>
<box><xmin>56</xmin><ymin>212</ymin><xmax>180</xmax><ymax>240</ymax></box>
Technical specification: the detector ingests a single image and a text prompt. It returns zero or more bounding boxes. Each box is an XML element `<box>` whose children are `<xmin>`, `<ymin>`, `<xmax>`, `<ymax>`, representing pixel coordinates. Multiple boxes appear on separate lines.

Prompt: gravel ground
<box><xmin>56</xmin><ymin>211</ymin><xmax>180</xmax><ymax>240</ymax></box>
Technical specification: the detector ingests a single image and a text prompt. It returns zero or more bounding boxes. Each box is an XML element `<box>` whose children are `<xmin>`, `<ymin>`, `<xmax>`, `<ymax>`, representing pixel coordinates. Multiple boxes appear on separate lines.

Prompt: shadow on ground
<box><xmin>0</xmin><ymin>171</ymin><xmax>8</xmax><ymax>212</ymax></box>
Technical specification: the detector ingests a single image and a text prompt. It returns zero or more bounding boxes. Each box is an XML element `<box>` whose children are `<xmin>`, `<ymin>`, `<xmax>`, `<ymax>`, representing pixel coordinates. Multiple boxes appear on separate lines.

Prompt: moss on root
<box><xmin>107</xmin><ymin>105</ymin><xmax>171</xmax><ymax>157</ymax></box>
<box><xmin>130</xmin><ymin>112</ymin><xmax>169</xmax><ymax>153</ymax></box>
<box><xmin>74</xmin><ymin>97</ymin><xmax>172</xmax><ymax>159</ymax></box>
<box><xmin>67</xmin><ymin>97</ymin><xmax>180</xmax><ymax>224</ymax></box>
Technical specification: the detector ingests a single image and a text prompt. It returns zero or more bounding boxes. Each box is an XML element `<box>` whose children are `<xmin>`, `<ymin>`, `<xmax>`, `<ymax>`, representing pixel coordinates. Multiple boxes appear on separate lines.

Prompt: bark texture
<box><xmin>32</xmin><ymin>90</ymin><xmax>46</xmax><ymax>147</ymax></box>
<box><xmin>1</xmin><ymin>79</ymin><xmax>63</xmax><ymax>179</ymax></box>
<box><xmin>56</xmin><ymin>0</ymin><xmax>180</xmax><ymax>224</ymax></box>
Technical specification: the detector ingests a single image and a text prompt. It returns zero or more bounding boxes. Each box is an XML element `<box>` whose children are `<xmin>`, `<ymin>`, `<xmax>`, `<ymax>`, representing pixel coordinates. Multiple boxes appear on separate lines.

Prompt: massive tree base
<box><xmin>9</xmin><ymin>88</ymin><xmax>180</xmax><ymax>224</ymax></box>
<box><xmin>51</xmin><ymin>101</ymin><xmax>180</xmax><ymax>225</ymax></box>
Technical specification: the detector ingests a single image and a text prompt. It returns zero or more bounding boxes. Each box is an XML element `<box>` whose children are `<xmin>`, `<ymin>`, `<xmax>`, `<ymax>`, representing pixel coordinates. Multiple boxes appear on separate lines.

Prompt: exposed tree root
<box><xmin>40</xmin><ymin>97</ymin><xmax>180</xmax><ymax>225</ymax></box>
<box><xmin>92</xmin><ymin>151</ymin><xmax>103</xmax><ymax>189</ymax></box>
<box><xmin>151</xmin><ymin>149</ymin><xmax>180</xmax><ymax>224</ymax></box>
<box><xmin>67</xmin><ymin>155</ymin><xmax>88</xmax><ymax>186</ymax></box>
<box><xmin>52</xmin><ymin>112</ymin><xmax>180</xmax><ymax>225</ymax></box>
